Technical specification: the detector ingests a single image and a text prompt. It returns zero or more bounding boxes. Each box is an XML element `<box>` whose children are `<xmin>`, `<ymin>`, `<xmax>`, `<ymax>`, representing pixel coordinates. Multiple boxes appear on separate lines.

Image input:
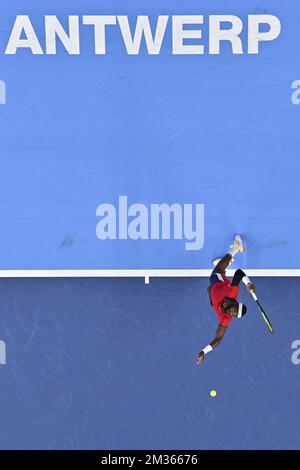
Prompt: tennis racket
<box><xmin>250</xmin><ymin>291</ymin><xmax>274</xmax><ymax>334</ymax></box>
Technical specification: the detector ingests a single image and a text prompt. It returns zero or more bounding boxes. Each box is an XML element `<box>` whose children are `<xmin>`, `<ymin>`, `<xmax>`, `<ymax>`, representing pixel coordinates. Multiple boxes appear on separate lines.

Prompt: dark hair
<box><xmin>225</xmin><ymin>300</ymin><xmax>247</xmax><ymax>318</ymax></box>
<box><xmin>224</xmin><ymin>298</ymin><xmax>238</xmax><ymax>314</ymax></box>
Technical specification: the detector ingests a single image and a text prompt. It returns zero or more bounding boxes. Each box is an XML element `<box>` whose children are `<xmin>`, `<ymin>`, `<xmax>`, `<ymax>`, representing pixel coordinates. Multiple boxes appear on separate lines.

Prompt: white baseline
<box><xmin>0</xmin><ymin>269</ymin><xmax>299</xmax><ymax>279</ymax></box>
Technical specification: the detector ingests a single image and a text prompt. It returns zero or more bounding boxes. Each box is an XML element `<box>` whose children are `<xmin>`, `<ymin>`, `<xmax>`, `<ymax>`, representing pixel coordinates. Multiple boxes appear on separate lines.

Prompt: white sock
<box><xmin>229</xmin><ymin>245</ymin><xmax>238</xmax><ymax>257</ymax></box>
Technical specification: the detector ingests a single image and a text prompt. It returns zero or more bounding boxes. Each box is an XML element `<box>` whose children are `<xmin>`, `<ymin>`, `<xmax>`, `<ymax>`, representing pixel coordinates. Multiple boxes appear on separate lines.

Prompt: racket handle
<box><xmin>251</xmin><ymin>291</ymin><xmax>258</xmax><ymax>302</ymax></box>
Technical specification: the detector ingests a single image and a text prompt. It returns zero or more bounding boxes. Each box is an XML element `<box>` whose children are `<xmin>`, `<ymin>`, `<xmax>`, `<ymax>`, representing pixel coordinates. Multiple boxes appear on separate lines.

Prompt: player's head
<box><xmin>224</xmin><ymin>298</ymin><xmax>247</xmax><ymax>318</ymax></box>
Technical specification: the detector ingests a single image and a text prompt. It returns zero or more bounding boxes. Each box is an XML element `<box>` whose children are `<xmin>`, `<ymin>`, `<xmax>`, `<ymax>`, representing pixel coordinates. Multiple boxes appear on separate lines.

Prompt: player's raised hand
<box><xmin>197</xmin><ymin>351</ymin><xmax>205</xmax><ymax>365</ymax></box>
<box><xmin>247</xmin><ymin>282</ymin><xmax>255</xmax><ymax>293</ymax></box>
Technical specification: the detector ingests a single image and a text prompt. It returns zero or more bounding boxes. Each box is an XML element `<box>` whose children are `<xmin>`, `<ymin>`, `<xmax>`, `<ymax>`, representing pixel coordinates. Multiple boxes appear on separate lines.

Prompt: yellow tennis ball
<box><xmin>210</xmin><ymin>390</ymin><xmax>217</xmax><ymax>397</ymax></box>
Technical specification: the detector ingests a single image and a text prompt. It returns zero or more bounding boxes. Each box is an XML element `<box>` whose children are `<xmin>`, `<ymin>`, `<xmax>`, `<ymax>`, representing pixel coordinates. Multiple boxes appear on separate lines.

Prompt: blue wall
<box><xmin>0</xmin><ymin>277</ymin><xmax>299</xmax><ymax>449</ymax></box>
<box><xmin>1</xmin><ymin>0</ymin><xmax>300</xmax><ymax>269</ymax></box>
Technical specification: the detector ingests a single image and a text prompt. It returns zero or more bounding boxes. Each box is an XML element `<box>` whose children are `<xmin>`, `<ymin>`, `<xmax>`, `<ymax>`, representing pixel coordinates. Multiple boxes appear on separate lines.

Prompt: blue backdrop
<box><xmin>0</xmin><ymin>0</ymin><xmax>299</xmax><ymax>270</ymax></box>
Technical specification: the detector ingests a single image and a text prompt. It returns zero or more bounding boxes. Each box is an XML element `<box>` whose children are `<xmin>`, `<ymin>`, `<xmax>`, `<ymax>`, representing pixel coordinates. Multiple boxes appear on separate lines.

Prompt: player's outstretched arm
<box><xmin>231</xmin><ymin>269</ymin><xmax>255</xmax><ymax>293</ymax></box>
<box><xmin>242</xmin><ymin>275</ymin><xmax>255</xmax><ymax>293</ymax></box>
<box><xmin>197</xmin><ymin>325</ymin><xmax>226</xmax><ymax>365</ymax></box>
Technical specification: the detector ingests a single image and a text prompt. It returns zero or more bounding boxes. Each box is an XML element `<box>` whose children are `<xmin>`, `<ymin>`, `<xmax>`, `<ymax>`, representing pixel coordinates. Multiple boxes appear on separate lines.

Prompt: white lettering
<box><xmin>172</xmin><ymin>16</ymin><xmax>204</xmax><ymax>55</ymax></box>
<box><xmin>209</xmin><ymin>15</ymin><xmax>243</xmax><ymax>55</ymax></box>
<box><xmin>118</xmin><ymin>15</ymin><xmax>168</xmax><ymax>55</ymax></box>
<box><xmin>83</xmin><ymin>16</ymin><xmax>116</xmax><ymax>55</ymax></box>
<box><xmin>248</xmin><ymin>15</ymin><xmax>281</xmax><ymax>54</ymax></box>
<box><xmin>96</xmin><ymin>197</ymin><xmax>205</xmax><ymax>251</ymax></box>
<box><xmin>45</xmin><ymin>15</ymin><xmax>80</xmax><ymax>55</ymax></box>
<box><xmin>5</xmin><ymin>15</ymin><xmax>43</xmax><ymax>54</ymax></box>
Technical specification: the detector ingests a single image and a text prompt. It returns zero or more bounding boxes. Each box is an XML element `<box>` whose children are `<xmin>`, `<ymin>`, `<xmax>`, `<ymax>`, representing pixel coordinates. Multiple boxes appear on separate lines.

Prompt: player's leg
<box><xmin>208</xmin><ymin>235</ymin><xmax>244</xmax><ymax>303</ymax></box>
<box><xmin>231</xmin><ymin>269</ymin><xmax>246</xmax><ymax>286</ymax></box>
<box><xmin>208</xmin><ymin>254</ymin><xmax>232</xmax><ymax>304</ymax></box>
<box><xmin>212</xmin><ymin>254</ymin><xmax>232</xmax><ymax>275</ymax></box>
<box><xmin>212</xmin><ymin>235</ymin><xmax>244</xmax><ymax>275</ymax></box>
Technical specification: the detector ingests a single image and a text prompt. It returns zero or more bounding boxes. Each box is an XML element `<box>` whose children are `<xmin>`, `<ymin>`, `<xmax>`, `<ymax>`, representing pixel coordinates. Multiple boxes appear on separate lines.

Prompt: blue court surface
<box><xmin>0</xmin><ymin>276</ymin><xmax>299</xmax><ymax>450</ymax></box>
<box><xmin>0</xmin><ymin>0</ymin><xmax>300</xmax><ymax>271</ymax></box>
<box><xmin>0</xmin><ymin>0</ymin><xmax>300</xmax><ymax>452</ymax></box>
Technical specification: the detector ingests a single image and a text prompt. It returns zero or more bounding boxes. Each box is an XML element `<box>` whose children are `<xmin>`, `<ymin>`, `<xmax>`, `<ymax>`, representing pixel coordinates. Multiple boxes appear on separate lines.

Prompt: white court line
<box><xmin>0</xmin><ymin>269</ymin><xmax>299</xmax><ymax>278</ymax></box>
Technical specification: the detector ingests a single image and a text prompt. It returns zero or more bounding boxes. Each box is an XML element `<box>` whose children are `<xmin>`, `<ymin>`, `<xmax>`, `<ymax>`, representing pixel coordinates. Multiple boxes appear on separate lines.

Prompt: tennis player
<box><xmin>197</xmin><ymin>235</ymin><xmax>255</xmax><ymax>364</ymax></box>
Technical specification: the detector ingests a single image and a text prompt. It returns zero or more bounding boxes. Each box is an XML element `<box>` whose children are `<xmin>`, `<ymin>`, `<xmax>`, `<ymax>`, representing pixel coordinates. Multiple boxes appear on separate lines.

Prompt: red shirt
<box><xmin>210</xmin><ymin>273</ymin><xmax>240</xmax><ymax>328</ymax></box>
